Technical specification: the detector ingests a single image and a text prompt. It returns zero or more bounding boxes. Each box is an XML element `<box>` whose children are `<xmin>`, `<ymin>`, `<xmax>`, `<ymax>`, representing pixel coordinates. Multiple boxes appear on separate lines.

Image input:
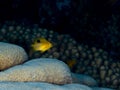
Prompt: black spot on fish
<box><xmin>36</xmin><ymin>39</ymin><xmax>40</xmax><ymax>43</ymax></box>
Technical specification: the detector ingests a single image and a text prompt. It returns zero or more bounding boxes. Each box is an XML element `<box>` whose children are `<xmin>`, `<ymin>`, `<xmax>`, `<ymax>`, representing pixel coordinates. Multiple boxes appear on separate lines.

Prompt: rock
<box><xmin>0</xmin><ymin>58</ymin><xmax>72</xmax><ymax>84</ymax></box>
<box><xmin>0</xmin><ymin>42</ymin><xmax>28</xmax><ymax>70</ymax></box>
<box><xmin>71</xmin><ymin>73</ymin><xmax>98</xmax><ymax>86</ymax></box>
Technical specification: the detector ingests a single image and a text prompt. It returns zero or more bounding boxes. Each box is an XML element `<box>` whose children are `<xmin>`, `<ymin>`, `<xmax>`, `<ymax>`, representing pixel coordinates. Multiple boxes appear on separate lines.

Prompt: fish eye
<box><xmin>36</xmin><ymin>39</ymin><xmax>40</xmax><ymax>43</ymax></box>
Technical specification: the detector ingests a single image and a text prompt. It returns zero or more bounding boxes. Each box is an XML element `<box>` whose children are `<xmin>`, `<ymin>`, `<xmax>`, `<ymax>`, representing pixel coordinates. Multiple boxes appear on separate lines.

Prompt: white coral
<box><xmin>0</xmin><ymin>58</ymin><xmax>72</xmax><ymax>84</ymax></box>
<box><xmin>0</xmin><ymin>42</ymin><xmax>28</xmax><ymax>70</ymax></box>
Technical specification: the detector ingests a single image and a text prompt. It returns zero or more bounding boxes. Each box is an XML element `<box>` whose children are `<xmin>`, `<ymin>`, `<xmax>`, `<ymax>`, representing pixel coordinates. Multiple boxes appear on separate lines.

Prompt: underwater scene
<box><xmin>0</xmin><ymin>0</ymin><xmax>120</xmax><ymax>90</ymax></box>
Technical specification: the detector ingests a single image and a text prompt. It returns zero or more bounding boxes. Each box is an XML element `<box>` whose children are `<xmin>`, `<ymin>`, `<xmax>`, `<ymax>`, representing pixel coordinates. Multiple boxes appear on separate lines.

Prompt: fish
<box><xmin>31</xmin><ymin>37</ymin><xmax>53</xmax><ymax>53</ymax></box>
<box><xmin>66</xmin><ymin>59</ymin><xmax>77</xmax><ymax>69</ymax></box>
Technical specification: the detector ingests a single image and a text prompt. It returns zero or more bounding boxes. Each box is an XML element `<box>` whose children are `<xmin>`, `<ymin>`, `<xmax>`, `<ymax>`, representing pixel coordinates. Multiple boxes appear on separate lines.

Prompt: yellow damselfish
<box><xmin>31</xmin><ymin>37</ymin><xmax>53</xmax><ymax>53</ymax></box>
<box><xmin>66</xmin><ymin>59</ymin><xmax>77</xmax><ymax>69</ymax></box>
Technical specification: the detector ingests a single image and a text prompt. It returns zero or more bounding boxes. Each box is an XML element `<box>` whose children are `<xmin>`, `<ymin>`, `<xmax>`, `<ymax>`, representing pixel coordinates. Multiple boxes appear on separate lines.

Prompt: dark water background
<box><xmin>0</xmin><ymin>0</ymin><xmax>120</xmax><ymax>60</ymax></box>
